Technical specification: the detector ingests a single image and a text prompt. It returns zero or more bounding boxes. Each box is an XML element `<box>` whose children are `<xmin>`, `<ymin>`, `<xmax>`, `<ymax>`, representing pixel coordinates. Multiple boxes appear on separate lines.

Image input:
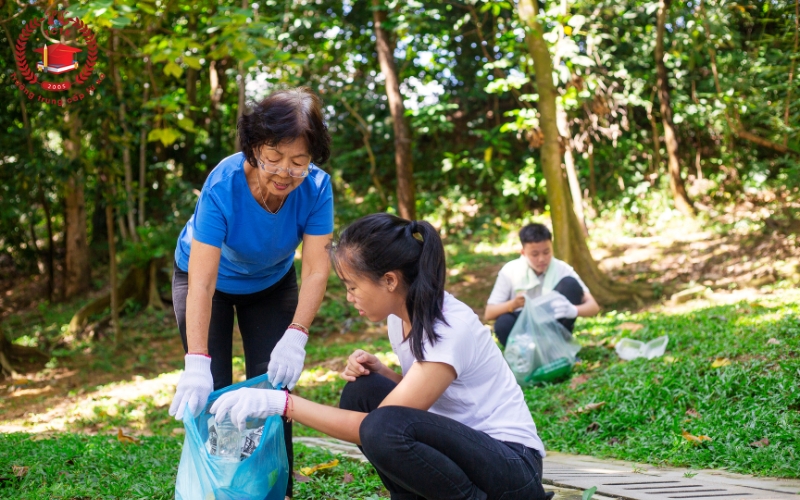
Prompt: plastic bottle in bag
<box><xmin>215</xmin><ymin>415</ymin><xmax>242</xmax><ymax>462</ymax></box>
<box><xmin>504</xmin><ymin>333</ymin><xmax>537</xmax><ymax>383</ymax></box>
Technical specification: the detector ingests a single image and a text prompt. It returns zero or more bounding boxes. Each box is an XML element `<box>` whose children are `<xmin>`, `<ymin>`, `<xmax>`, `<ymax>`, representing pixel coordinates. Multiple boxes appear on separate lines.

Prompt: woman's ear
<box><xmin>384</xmin><ymin>272</ymin><xmax>399</xmax><ymax>292</ymax></box>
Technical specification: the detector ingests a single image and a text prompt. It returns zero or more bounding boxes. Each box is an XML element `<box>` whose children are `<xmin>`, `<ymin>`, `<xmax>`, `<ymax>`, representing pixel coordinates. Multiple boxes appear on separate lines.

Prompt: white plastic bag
<box><xmin>615</xmin><ymin>335</ymin><xmax>669</xmax><ymax>360</ymax></box>
<box><xmin>503</xmin><ymin>292</ymin><xmax>581</xmax><ymax>385</ymax></box>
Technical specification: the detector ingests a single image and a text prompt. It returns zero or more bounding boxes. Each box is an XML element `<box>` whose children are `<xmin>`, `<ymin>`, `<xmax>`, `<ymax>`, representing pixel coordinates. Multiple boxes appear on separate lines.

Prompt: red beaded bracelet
<box><xmin>282</xmin><ymin>392</ymin><xmax>290</xmax><ymax>418</ymax></box>
<box><xmin>288</xmin><ymin>322</ymin><xmax>309</xmax><ymax>335</ymax></box>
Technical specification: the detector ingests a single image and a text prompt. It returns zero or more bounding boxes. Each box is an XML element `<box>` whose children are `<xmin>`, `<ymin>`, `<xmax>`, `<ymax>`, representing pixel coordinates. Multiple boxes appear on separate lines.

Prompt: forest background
<box><xmin>0</xmin><ymin>0</ymin><xmax>799</xmax><ymax>498</ymax></box>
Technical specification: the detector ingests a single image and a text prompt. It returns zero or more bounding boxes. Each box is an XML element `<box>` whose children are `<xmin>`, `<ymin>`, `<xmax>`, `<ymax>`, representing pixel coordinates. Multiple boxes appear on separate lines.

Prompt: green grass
<box><xmin>0</xmin><ymin>433</ymin><xmax>181</xmax><ymax>499</ymax></box>
<box><xmin>527</xmin><ymin>296</ymin><xmax>800</xmax><ymax>477</ymax></box>
<box><xmin>0</xmin><ymin>434</ymin><xmax>386</xmax><ymax>499</ymax></box>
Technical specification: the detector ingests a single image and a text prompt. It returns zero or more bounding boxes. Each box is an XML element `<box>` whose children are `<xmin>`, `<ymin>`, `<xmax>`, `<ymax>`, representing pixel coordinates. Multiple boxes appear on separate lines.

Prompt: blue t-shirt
<box><xmin>175</xmin><ymin>152</ymin><xmax>334</xmax><ymax>294</ymax></box>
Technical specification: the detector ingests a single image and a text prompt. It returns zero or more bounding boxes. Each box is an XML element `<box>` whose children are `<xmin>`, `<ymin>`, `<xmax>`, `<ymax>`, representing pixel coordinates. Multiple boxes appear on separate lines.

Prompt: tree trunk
<box><xmin>557</xmin><ymin>103</ymin><xmax>587</xmax><ymax>234</ymax></box>
<box><xmin>655</xmin><ymin>0</ymin><xmax>694</xmax><ymax>215</ymax></box>
<box><xmin>647</xmin><ymin>102</ymin><xmax>662</xmax><ymax>174</ymax></box>
<box><xmin>0</xmin><ymin>326</ymin><xmax>49</xmax><ymax>379</ymax></box>
<box><xmin>235</xmin><ymin>0</ymin><xmax>247</xmax><ymax>151</ymax></box>
<box><xmin>340</xmin><ymin>98</ymin><xmax>388</xmax><ymax>208</ymax></box>
<box><xmin>139</xmin><ymin>78</ymin><xmax>149</xmax><ymax>227</ymax></box>
<box><xmin>106</xmin><ymin>197</ymin><xmax>121</xmax><ymax>344</ymax></box>
<box><xmin>112</xmin><ymin>32</ymin><xmax>139</xmax><ymax>242</ymax></box>
<box><xmin>372</xmin><ymin>0</ymin><xmax>416</xmax><ymax>220</ymax></box>
<box><xmin>588</xmin><ymin>142</ymin><xmax>596</xmax><ymax>199</ymax></box>
<box><xmin>518</xmin><ymin>0</ymin><xmax>652</xmax><ymax>305</ymax></box>
<box><xmin>785</xmin><ymin>0</ymin><xmax>799</xmax><ymax>147</ymax></box>
<box><xmin>63</xmin><ymin>111</ymin><xmax>90</xmax><ymax>299</ymax></box>
<box><xmin>67</xmin><ymin>260</ymin><xmax>155</xmax><ymax>336</ymax></box>
<box><xmin>38</xmin><ymin>182</ymin><xmax>55</xmax><ymax>302</ymax></box>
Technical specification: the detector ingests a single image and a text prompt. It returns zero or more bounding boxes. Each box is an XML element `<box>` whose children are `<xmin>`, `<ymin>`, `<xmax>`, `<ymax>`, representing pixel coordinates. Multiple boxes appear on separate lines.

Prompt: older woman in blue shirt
<box><xmin>168</xmin><ymin>87</ymin><xmax>333</xmax><ymax>497</ymax></box>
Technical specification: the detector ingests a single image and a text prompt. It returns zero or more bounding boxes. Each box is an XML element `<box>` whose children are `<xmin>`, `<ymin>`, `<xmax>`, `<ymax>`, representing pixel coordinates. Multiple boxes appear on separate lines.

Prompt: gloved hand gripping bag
<box><xmin>175</xmin><ymin>373</ymin><xmax>288</xmax><ymax>500</ymax></box>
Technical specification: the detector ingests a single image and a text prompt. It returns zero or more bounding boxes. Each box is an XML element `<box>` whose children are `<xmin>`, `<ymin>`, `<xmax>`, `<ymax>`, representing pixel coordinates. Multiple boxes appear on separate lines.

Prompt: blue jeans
<box><xmin>340</xmin><ymin>373</ymin><xmax>547</xmax><ymax>500</ymax></box>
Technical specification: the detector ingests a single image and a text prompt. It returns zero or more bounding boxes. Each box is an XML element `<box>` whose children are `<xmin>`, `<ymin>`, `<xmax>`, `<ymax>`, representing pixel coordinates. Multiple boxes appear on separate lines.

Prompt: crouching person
<box><xmin>485</xmin><ymin>223</ymin><xmax>600</xmax><ymax>348</ymax></box>
<box><xmin>211</xmin><ymin>213</ymin><xmax>548</xmax><ymax>500</ymax></box>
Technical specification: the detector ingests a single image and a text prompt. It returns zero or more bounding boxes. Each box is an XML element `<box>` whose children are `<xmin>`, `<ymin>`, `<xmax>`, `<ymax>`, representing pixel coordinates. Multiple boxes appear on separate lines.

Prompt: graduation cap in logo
<box><xmin>34</xmin><ymin>43</ymin><xmax>81</xmax><ymax>75</ymax></box>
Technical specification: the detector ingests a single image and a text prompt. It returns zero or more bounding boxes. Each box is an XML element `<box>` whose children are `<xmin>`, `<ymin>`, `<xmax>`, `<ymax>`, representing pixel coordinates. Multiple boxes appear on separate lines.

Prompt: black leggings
<box><xmin>339</xmin><ymin>373</ymin><xmax>546</xmax><ymax>500</ymax></box>
<box><xmin>172</xmin><ymin>261</ymin><xmax>297</xmax><ymax>496</ymax></box>
<box><xmin>494</xmin><ymin>276</ymin><xmax>584</xmax><ymax>348</ymax></box>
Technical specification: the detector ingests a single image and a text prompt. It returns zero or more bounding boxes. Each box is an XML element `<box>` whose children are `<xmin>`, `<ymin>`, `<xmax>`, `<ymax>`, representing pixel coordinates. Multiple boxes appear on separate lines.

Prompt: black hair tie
<box><xmin>408</xmin><ymin>221</ymin><xmax>418</xmax><ymax>234</ymax></box>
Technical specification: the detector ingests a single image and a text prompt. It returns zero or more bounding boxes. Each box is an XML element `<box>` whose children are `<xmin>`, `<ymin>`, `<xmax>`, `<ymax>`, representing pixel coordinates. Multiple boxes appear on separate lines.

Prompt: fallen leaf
<box><xmin>682</xmin><ymin>430</ymin><xmax>712</xmax><ymax>444</ymax></box>
<box><xmin>300</xmin><ymin>459</ymin><xmax>339</xmax><ymax>476</ymax></box>
<box><xmin>574</xmin><ymin>402</ymin><xmax>606</xmax><ymax>414</ymax></box>
<box><xmin>608</xmin><ymin>437</ymin><xmax>621</xmax><ymax>445</ymax></box>
<box><xmin>29</xmin><ymin>432</ymin><xmax>56</xmax><ymax>442</ymax></box>
<box><xmin>587</xmin><ymin>361</ymin><xmax>602</xmax><ymax>370</ymax></box>
<box><xmin>117</xmin><ymin>428</ymin><xmax>141</xmax><ymax>445</ymax></box>
<box><xmin>617</xmin><ymin>322</ymin><xmax>644</xmax><ymax>333</ymax></box>
<box><xmin>582</xmin><ymin>486</ymin><xmax>597</xmax><ymax>500</ymax></box>
<box><xmin>685</xmin><ymin>409</ymin><xmax>701</xmax><ymax>419</ymax></box>
<box><xmin>632</xmin><ymin>466</ymin><xmax>646</xmax><ymax>474</ymax></box>
<box><xmin>711</xmin><ymin>358</ymin><xmax>731</xmax><ymax>368</ymax></box>
<box><xmin>586</xmin><ymin>422</ymin><xmax>600</xmax><ymax>433</ymax></box>
<box><xmin>767</xmin><ymin>338</ymin><xmax>780</xmax><ymax>345</ymax></box>
<box><xmin>663</xmin><ymin>356</ymin><xmax>677</xmax><ymax>363</ymax></box>
<box><xmin>559</xmin><ymin>415</ymin><xmax>571</xmax><ymax>423</ymax></box>
<box><xmin>570</xmin><ymin>374</ymin><xmax>590</xmax><ymax>389</ymax></box>
<box><xmin>343</xmin><ymin>472</ymin><xmax>354</xmax><ymax>484</ymax></box>
<box><xmin>749</xmin><ymin>437</ymin><xmax>769</xmax><ymax>448</ymax></box>
<box><xmin>293</xmin><ymin>471</ymin><xmax>311</xmax><ymax>483</ymax></box>
<box><xmin>12</xmin><ymin>465</ymin><xmax>28</xmax><ymax>478</ymax></box>
<box><xmin>171</xmin><ymin>428</ymin><xmax>185</xmax><ymax>436</ymax></box>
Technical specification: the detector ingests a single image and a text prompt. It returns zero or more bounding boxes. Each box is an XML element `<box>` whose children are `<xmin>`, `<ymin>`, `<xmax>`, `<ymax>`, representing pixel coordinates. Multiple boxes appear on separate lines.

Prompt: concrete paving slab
<box><xmin>543</xmin><ymin>452</ymin><xmax>800</xmax><ymax>500</ymax></box>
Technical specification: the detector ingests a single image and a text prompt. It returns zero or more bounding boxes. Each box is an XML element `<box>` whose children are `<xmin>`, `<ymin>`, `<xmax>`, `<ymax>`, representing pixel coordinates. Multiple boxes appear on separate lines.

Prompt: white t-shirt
<box><xmin>387</xmin><ymin>292</ymin><xmax>546</xmax><ymax>456</ymax></box>
<box><xmin>487</xmin><ymin>256</ymin><xmax>588</xmax><ymax>311</ymax></box>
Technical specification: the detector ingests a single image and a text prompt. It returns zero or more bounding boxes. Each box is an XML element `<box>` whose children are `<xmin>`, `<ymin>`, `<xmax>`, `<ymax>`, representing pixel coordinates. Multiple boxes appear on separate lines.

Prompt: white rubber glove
<box><xmin>210</xmin><ymin>388</ymin><xmax>288</xmax><ymax>431</ymax></box>
<box><xmin>267</xmin><ymin>328</ymin><xmax>308</xmax><ymax>390</ymax></box>
<box><xmin>169</xmin><ymin>354</ymin><xmax>214</xmax><ymax>420</ymax></box>
<box><xmin>552</xmin><ymin>295</ymin><xmax>579</xmax><ymax>320</ymax></box>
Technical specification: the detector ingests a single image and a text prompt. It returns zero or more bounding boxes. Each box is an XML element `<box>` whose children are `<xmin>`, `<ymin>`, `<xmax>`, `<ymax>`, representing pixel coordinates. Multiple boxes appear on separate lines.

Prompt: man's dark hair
<box><xmin>519</xmin><ymin>223</ymin><xmax>552</xmax><ymax>244</ymax></box>
<box><xmin>238</xmin><ymin>86</ymin><xmax>331</xmax><ymax>169</ymax></box>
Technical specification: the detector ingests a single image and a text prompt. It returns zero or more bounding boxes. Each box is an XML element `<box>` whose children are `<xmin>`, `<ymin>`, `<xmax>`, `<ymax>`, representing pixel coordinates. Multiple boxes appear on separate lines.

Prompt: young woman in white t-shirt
<box><xmin>210</xmin><ymin>213</ymin><xmax>548</xmax><ymax>500</ymax></box>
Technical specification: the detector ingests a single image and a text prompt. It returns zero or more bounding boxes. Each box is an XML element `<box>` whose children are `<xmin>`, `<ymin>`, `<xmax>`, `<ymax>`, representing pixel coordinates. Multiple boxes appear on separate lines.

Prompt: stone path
<box><xmin>294</xmin><ymin>437</ymin><xmax>800</xmax><ymax>500</ymax></box>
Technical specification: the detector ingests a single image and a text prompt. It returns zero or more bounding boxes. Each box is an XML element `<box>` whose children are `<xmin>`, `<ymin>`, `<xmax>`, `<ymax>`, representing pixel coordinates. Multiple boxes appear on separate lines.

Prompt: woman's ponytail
<box><xmin>404</xmin><ymin>220</ymin><xmax>447</xmax><ymax>361</ymax></box>
<box><xmin>331</xmin><ymin>214</ymin><xmax>448</xmax><ymax>361</ymax></box>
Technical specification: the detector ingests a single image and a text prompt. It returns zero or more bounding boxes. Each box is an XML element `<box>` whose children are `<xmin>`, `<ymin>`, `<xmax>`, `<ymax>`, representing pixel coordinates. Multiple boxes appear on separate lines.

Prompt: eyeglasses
<box><xmin>256</xmin><ymin>153</ymin><xmax>310</xmax><ymax>178</ymax></box>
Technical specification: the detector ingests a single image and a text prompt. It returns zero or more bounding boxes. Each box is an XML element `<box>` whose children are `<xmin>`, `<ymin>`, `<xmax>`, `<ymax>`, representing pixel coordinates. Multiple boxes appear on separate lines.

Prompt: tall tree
<box><xmin>63</xmin><ymin>111</ymin><xmax>90</xmax><ymax>300</ymax></box>
<box><xmin>518</xmin><ymin>0</ymin><xmax>651</xmax><ymax>304</ymax></box>
<box><xmin>655</xmin><ymin>0</ymin><xmax>694</xmax><ymax>215</ymax></box>
<box><xmin>372</xmin><ymin>0</ymin><xmax>416</xmax><ymax>220</ymax></box>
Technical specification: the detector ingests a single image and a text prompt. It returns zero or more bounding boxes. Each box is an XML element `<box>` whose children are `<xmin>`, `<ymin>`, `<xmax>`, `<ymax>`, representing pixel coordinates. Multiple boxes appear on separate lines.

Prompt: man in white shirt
<box><xmin>485</xmin><ymin>223</ymin><xmax>600</xmax><ymax>347</ymax></box>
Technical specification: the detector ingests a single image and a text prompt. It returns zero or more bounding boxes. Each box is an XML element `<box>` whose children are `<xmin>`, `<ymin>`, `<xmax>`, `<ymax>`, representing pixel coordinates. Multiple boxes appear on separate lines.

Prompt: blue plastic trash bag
<box><xmin>175</xmin><ymin>373</ymin><xmax>288</xmax><ymax>500</ymax></box>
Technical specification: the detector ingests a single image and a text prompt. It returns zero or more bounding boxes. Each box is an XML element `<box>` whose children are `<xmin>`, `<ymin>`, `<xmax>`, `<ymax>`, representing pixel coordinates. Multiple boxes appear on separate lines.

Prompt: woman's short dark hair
<box><xmin>331</xmin><ymin>213</ymin><xmax>448</xmax><ymax>362</ymax></box>
<box><xmin>519</xmin><ymin>223</ymin><xmax>552</xmax><ymax>244</ymax></box>
<box><xmin>238</xmin><ymin>86</ymin><xmax>331</xmax><ymax>168</ymax></box>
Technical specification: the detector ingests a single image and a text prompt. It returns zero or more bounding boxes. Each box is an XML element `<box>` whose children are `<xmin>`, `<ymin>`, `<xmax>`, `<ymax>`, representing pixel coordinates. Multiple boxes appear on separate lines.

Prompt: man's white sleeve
<box><xmin>487</xmin><ymin>270</ymin><xmax>513</xmax><ymax>305</ymax></box>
